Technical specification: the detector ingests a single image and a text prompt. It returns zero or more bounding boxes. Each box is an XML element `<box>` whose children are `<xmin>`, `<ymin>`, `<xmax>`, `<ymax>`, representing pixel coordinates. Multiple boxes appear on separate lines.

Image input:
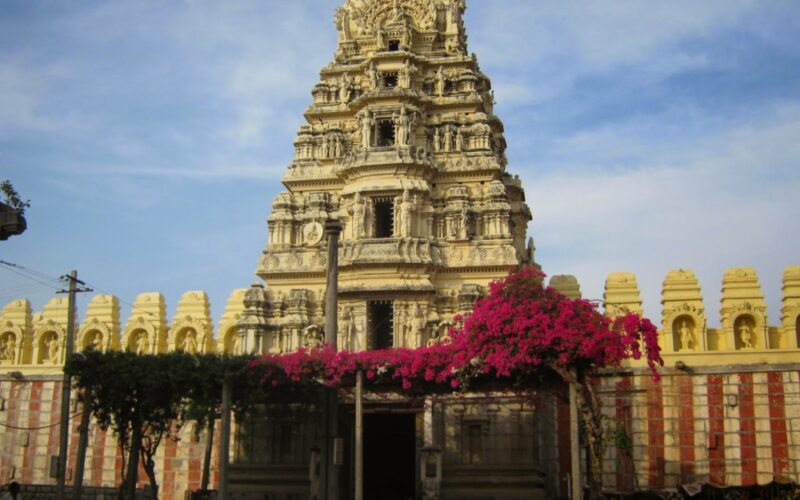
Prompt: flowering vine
<box><xmin>248</xmin><ymin>267</ymin><xmax>662</xmax><ymax>499</ymax></box>
<box><xmin>248</xmin><ymin>267</ymin><xmax>661</xmax><ymax>394</ymax></box>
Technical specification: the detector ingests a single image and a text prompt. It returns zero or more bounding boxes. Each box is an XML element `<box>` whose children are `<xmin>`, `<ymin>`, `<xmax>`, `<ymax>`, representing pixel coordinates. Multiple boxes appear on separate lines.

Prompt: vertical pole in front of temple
<box><xmin>218</xmin><ymin>378</ymin><xmax>233</xmax><ymax>500</ymax></box>
<box><xmin>322</xmin><ymin>219</ymin><xmax>342</xmax><ymax>499</ymax></box>
<box><xmin>56</xmin><ymin>270</ymin><xmax>78</xmax><ymax>500</ymax></box>
<box><xmin>355</xmin><ymin>370</ymin><xmax>363</xmax><ymax>500</ymax></box>
<box><xmin>569</xmin><ymin>384</ymin><xmax>582</xmax><ymax>499</ymax></box>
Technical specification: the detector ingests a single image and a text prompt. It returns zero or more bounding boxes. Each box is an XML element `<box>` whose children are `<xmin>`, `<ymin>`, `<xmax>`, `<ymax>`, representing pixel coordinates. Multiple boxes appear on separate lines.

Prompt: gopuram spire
<box><xmin>254</xmin><ymin>0</ymin><xmax>534</xmax><ymax>355</ymax></box>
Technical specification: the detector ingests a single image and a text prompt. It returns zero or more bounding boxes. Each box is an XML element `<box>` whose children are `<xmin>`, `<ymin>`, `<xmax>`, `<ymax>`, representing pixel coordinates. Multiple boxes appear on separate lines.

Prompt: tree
<box><xmin>0</xmin><ymin>181</ymin><xmax>29</xmax><ymax>240</ymax></box>
<box><xmin>68</xmin><ymin>351</ymin><xmax>197</xmax><ymax>500</ymax></box>
<box><xmin>449</xmin><ymin>267</ymin><xmax>662</xmax><ymax>499</ymax></box>
<box><xmin>181</xmin><ymin>354</ymin><xmax>255</xmax><ymax>492</ymax></box>
<box><xmin>68</xmin><ymin>351</ymin><xmax>258</xmax><ymax>499</ymax></box>
<box><xmin>1</xmin><ymin>180</ymin><xmax>30</xmax><ymax>215</ymax></box>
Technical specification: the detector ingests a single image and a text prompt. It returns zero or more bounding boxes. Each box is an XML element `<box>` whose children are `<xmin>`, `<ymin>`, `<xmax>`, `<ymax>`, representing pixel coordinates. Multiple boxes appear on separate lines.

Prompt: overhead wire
<box><xmin>0</xmin><ymin>260</ymin><xmax>158</xmax><ymax>320</ymax></box>
<box><xmin>0</xmin><ymin>262</ymin><xmax>63</xmax><ymax>292</ymax></box>
<box><xmin>0</xmin><ymin>260</ymin><xmax>64</xmax><ymax>284</ymax></box>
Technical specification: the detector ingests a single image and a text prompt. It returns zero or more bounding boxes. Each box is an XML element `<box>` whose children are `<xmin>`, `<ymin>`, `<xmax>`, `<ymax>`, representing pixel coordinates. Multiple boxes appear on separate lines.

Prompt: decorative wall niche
<box><xmin>0</xmin><ymin>332</ymin><xmax>16</xmax><ymax>364</ymax></box>
<box><xmin>672</xmin><ymin>315</ymin><xmax>697</xmax><ymax>352</ymax></box>
<box><xmin>82</xmin><ymin>329</ymin><xmax>103</xmax><ymax>352</ymax></box>
<box><xmin>38</xmin><ymin>331</ymin><xmax>59</xmax><ymax>364</ymax></box>
<box><xmin>734</xmin><ymin>314</ymin><xmax>757</xmax><ymax>350</ymax></box>
<box><xmin>176</xmin><ymin>327</ymin><xmax>200</xmax><ymax>354</ymax></box>
<box><xmin>127</xmin><ymin>328</ymin><xmax>149</xmax><ymax>354</ymax></box>
<box><xmin>796</xmin><ymin>315</ymin><xmax>800</xmax><ymax>349</ymax></box>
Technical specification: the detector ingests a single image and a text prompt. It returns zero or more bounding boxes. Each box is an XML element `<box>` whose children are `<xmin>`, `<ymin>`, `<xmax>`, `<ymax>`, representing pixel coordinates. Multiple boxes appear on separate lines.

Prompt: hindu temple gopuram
<box><xmin>251</xmin><ymin>0</ymin><xmax>532</xmax><ymax>359</ymax></box>
<box><xmin>2</xmin><ymin>1</ymin><xmax>800</xmax><ymax>499</ymax></box>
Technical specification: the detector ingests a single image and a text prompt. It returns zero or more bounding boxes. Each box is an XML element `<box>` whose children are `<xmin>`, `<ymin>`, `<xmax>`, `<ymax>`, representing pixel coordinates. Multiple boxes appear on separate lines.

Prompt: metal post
<box><xmin>355</xmin><ymin>371</ymin><xmax>363</xmax><ymax>500</ymax></box>
<box><xmin>57</xmin><ymin>270</ymin><xmax>78</xmax><ymax>500</ymax></box>
<box><xmin>218</xmin><ymin>379</ymin><xmax>232</xmax><ymax>500</ymax></box>
<box><xmin>72</xmin><ymin>396</ymin><xmax>92</xmax><ymax>500</ymax></box>
<box><xmin>569</xmin><ymin>384</ymin><xmax>582</xmax><ymax>500</ymax></box>
<box><xmin>320</xmin><ymin>220</ymin><xmax>341</xmax><ymax>500</ymax></box>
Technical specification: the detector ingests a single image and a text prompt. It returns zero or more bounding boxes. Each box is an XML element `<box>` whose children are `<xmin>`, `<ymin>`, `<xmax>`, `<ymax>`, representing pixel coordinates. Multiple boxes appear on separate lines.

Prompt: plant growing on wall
<box><xmin>448</xmin><ymin>267</ymin><xmax>661</xmax><ymax>499</ymax></box>
<box><xmin>0</xmin><ymin>180</ymin><xmax>30</xmax><ymax>215</ymax></box>
<box><xmin>248</xmin><ymin>267</ymin><xmax>662</xmax><ymax>499</ymax></box>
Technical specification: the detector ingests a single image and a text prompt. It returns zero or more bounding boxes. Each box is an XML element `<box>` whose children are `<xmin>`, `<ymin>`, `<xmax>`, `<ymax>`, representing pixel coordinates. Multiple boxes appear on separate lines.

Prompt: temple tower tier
<box><xmin>255</xmin><ymin>0</ymin><xmax>534</xmax><ymax>355</ymax></box>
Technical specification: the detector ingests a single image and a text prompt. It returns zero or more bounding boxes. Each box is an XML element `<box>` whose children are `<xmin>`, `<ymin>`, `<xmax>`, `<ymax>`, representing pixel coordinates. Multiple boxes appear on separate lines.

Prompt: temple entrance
<box><xmin>363</xmin><ymin>413</ymin><xmax>416</xmax><ymax>500</ymax></box>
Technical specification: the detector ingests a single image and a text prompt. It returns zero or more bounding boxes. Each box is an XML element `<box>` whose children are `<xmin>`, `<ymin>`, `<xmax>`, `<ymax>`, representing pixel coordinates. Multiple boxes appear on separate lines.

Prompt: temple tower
<box><xmin>253</xmin><ymin>0</ymin><xmax>533</xmax><ymax>354</ymax></box>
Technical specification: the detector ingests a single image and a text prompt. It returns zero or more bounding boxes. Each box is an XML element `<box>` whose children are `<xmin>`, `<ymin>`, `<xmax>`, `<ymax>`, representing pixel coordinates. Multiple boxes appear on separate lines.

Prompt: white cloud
<box><xmin>525</xmin><ymin>101</ymin><xmax>800</xmax><ymax>324</ymax></box>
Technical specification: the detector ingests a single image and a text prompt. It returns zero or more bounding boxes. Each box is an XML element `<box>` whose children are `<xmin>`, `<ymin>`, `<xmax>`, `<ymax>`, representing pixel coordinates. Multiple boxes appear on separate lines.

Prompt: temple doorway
<box><xmin>363</xmin><ymin>412</ymin><xmax>416</xmax><ymax>500</ymax></box>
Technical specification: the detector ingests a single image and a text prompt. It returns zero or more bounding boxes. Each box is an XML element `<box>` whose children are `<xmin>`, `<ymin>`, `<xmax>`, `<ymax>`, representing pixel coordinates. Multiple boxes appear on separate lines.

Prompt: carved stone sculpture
<box><xmin>359</xmin><ymin>110</ymin><xmax>374</xmax><ymax>149</ymax></box>
<box><xmin>47</xmin><ymin>334</ymin><xmax>59</xmax><ymax>362</ymax></box>
<box><xmin>304</xmin><ymin>324</ymin><xmax>323</xmax><ymax>349</ymax></box>
<box><xmin>366</xmin><ymin>63</ymin><xmax>379</xmax><ymax>90</ymax></box>
<box><xmin>396</xmin><ymin>189</ymin><xmax>417</xmax><ymax>238</ymax></box>
<box><xmin>738</xmin><ymin>322</ymin><xmax>754</xmax><ymax>348</ymax></box>
<box><xmin>399</xmin><ymin>60</ymin><xmax>416</xmax><ymax>88</ymax></box>
<box><xmin>442</xmin><ymin>125</ymin><xmax>453</xmax><ymax>152</ymax></box>
<box><xmin>135</xmin><ymin>331</ymin><xmax>149</xmax><ymax>354</ymax></box>
<box><xmin>181</xmin><ymin>331</ymin><xmax>199</xmax><ymax>354</ymax></box>
<box><xmin>339</xmin><ymin>73</ymin><xmax>352</xmax><ymax>103</ymax></box>
<box><xmin>407</xmin><ymin>304</ymin><xmax>426</xmax><ymax>348</ymax></box>
<box><xmin>1</xmin><ymin>334</ymin><xmax>15</xmax><ymax>362</ymax></box>
<box><xmin>394</xmin><ymin>107</ymin><xmax>415</xmax><ymax>146</ymax></box>
<box><xmin>350</xmin><ymin>193</ymin><xmax>367</xmax><ymax>240</ymax></box>
<box><xmin>678</xmin><ymin>320</ymin><xmax>694</xmax><ymax>351</ymax></box>
<box><xmin>454</xmin><ymin>127</ymin><xmax>463</xmax><ymax>151</ymax></box>
<box><xmin>435</xmin><ymin>66</ymin><xmax>446</xmax><ymax>96</ymax></box>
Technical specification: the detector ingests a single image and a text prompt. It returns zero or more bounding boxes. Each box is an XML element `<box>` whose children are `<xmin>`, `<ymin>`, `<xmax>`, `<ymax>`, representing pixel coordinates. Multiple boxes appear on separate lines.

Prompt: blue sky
<box><xmin>2</xmin><ymin>0</ymin><xmax>799</xmax><ymax>327</ymax></box>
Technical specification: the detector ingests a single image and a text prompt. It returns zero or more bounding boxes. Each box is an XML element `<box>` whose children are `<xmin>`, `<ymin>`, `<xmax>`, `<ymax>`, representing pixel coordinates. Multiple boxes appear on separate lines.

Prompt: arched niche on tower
<box><xmin>175</xmin><ymin>327</ymin><xmax>201</xmax><ymax>354</ymax></box>
<box><xmin>126</xmin><ymin>328</ymin><xmax>150</xmax><ymax>354</ymax></box>
<box><xmin>123</xmin><ymin>321</ymin><xmax>160</xmax><ymax>355</ymax></box>
<box><xmin>795</xmin><ymin>314</ymin><xmax>800</xmax><ymax>350</ymax></box>
<box><xmin>80</xmin><ymin>329</ymin><xmax>104</xmax><ymax>352</ymax></box>
<box><xmin>663</xmin><ymin>304</ymin><xmax>705</xmax><ymax>352</ymax></box>
<box><xmin>221</xmin><ymin>325</ymin><xmax>238</xmax><ymax>355</ymax></box>
<box><xmin>671</xmin><ymin>315</ymin><xmax>699</xmax><ymax>352</ymax></box>
<box><xmin>733</xmin><ymin>314</ymin><xmax>758</xmax><ymax>350</ymax></box>
<box><xmin>36</xmin><ymin>330</ymin><xmax>61</xmax><ymax>365</ymax></box>
<box><xmin>0</xmin><ymin>330</ymin><xmax>19</xmax><ymax>365</ymax></box>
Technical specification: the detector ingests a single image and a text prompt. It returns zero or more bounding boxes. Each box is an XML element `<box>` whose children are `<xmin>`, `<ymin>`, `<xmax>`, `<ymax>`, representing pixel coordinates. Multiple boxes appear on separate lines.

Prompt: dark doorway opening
<box><xmin>368</xmin><ymin>301</ymin><xmax>394</xmax><ymax>349</ymax></box>
<box><xmin>363</xmin><ymin>413</ymin><xmax>416</xmax><ymax>500</ymax></box>
<box><xmin>388</xmin><ymin>40</ymin><xmax>400</xmax><ymax>52</ymax></box>
<box><xmin>373</xmin><ymin>199</ymin><xmax>394</xmax><ymax>238</ymax></box>
<box><xmin>377</xmin><ymin>119</ymin><xmax>396</xmax><ymax>146</ymax></box>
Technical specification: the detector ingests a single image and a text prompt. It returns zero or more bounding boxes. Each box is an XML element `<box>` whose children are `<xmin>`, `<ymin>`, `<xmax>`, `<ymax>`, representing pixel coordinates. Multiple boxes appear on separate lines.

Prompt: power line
<box><xmin>0</xmin><ymin>261</ymin><xmax>159</xmax><ymax>321</ymax></box>
<box><xmin>0</xmin><ymin>262</ymin><xmax>63</xmax><ymax>292</ymax></box>
<box><xmin>0</xmin><ymin>260</ymin><xmax>63</xmax><ymax>284</ymax></box>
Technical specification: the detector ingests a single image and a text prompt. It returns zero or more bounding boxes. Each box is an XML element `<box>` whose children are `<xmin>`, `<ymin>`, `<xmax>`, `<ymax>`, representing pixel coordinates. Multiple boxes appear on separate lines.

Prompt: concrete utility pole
<box><xmin>56</xmin><ymin>271</ymin><xmax>91</xmax><ymax>500</ymax></box>
<box><xmin>320</xmin><ymin>220</ymin><xmax>342</xmax><ymax>500</ymax></box>
<box><xmin>72</xmin><ymin>394</ymin><xmax>92</xmax><ymax>500</ymax></box>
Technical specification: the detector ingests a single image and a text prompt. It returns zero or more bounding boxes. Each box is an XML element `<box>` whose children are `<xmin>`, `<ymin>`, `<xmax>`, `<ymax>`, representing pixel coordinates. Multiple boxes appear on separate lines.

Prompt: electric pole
<box><xmin>56</xmin><ymin>271</ymin><xmax>91</xmax><ymax>500</ymax></box>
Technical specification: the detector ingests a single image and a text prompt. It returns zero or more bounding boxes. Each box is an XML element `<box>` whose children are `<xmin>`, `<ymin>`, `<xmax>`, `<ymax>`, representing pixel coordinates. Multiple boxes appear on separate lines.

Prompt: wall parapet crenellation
<box><xmin>2</xmin><ymin>265</ymin><xmax>798</xmax><ymax>374</ymax></box>
<box><xmin>557</xmin><ymin>266</ymin><xmax>800</xmax><ymax>364</ymax></box>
